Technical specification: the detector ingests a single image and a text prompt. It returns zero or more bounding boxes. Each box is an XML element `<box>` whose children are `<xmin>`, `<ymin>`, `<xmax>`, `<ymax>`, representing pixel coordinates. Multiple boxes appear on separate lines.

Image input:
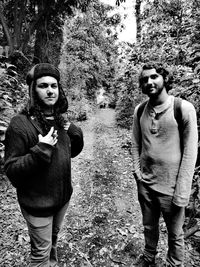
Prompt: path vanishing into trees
<box><xmin>0</xmin><ymin>108</ymin><xmax>200</xmax><ymax>266</ymax></box>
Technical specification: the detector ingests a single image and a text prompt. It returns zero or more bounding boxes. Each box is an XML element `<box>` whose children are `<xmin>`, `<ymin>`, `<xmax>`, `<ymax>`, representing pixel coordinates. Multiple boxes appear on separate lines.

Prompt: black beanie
<box><xmin>26</xmin><ymin>63</ymin><xmax>60</xmax><ymax>86</ymax></box>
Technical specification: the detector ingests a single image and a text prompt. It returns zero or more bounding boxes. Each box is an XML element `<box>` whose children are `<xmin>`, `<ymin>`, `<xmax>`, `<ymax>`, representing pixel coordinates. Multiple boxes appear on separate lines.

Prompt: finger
<box><xmin>53</xmin><ymin>138</ymin><xmax>58</xmax><ymax>145</ymax></box>
<box><xmin>38</xmin><ymin>134</ymin><xmax>42</xmax><ymax>141</ymax></box>
<box><xmin>52</xmin><ymin>131</ymin><xmax>57</xmax><ymax>138</ymax></box>
<box><xmin>48</xmin><ymin>127</ymin><xmax>54</xmax><ymax>136</ymax></box>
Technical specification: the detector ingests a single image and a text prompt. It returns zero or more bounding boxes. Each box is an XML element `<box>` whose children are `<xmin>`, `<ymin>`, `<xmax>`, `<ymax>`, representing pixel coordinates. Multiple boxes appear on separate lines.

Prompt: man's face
<box><xmin>35</xmin><ymin>76</ymin><xmax>59</xmax><ymax>107</ymax></box>
<box><xmin>140</xmin><ymin>68</ymin><xmax>165</xmax><ymax>98</ymax></box>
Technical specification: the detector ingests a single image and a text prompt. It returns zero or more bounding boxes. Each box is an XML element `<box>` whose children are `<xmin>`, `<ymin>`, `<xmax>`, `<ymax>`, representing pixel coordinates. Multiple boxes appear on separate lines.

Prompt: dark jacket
<box><xmin>4</xmin><ymin>114</ymin><xmax>83</xmax><ymax>216</ymax></box>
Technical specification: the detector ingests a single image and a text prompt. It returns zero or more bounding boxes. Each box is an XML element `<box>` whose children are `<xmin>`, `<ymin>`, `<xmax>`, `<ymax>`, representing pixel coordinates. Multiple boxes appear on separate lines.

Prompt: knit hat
<box><xmin>26</xmin><ymin>63</ymin><xmax>68</xmax><ymax>114</ymax></box>
<box><xmin>26</xmin><ymin>63</ymin><xmax>60</xmax><ymax>86</ymax></box>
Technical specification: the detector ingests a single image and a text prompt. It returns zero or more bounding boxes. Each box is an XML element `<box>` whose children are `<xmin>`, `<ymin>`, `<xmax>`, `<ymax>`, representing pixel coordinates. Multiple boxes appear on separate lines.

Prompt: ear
<box><xmin>164</xmin><ymin>76</ymin><xmax>169</xmax><ymax>83</ymax></box>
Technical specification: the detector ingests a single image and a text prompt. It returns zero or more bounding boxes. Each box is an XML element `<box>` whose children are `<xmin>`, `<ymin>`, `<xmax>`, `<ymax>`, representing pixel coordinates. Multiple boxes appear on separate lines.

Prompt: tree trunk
<box><xmin>0</xmin><ymin>2</ymin><xmax>13</xmax><ymax>53</ymax></box>
<box><xmin>13</xmin><ymin>0</ymin><xmax>27</xmax><ymax>50</ymax></box>
<box><xmin>135</xmin><ymin>0</ymin><xmax>142</xmax><ymax>42</ymax></box>
<box><xmin>33</xmin><ymin>21</ymin><xmax>50</xmax><ymax>63</ymax></box>
<box><xmin>32</xmin><ymin>0</ymin><xmax>52</xmax><ymax>63</ymax></box>
<box><xmin>20</xmin><ymin>9</ymin><xmax>45</xmax><ymax>53</ymax></box>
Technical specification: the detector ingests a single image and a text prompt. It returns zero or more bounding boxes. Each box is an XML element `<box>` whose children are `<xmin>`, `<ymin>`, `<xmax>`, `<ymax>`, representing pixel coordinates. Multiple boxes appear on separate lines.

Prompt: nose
<box><xmin>147</xmin><ymin>77</ymin><xmax>153</xmax><ymax>84</ymax></box>
<box><xmin>47</xmin><ymin>85</ymin><xmax>53</xmax><ymax>94</ymax></box>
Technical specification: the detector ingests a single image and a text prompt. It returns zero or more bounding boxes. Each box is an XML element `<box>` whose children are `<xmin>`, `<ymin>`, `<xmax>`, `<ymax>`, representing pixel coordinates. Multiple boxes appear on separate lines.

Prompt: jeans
<box><xmin>21</xmin><ymin>202</ymin><xmax>69</xmax><ymax>267</ymax></box>
<box><xmin>137</xmin><ymin>182</ymin><xmax>185</xmax><ymax>267</ymax></box>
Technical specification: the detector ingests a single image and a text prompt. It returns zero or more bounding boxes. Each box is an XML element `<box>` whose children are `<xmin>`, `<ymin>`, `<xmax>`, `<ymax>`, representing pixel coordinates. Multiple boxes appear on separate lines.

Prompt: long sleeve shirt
<box><xmin>132</xmin><ymin>95</ymin><xmax>198</xmax><ymax>207</ymax></box>
<box><xmin>4</xmin><ymin>114</ymin><xmax>84</xmax><ymax>216</ymax></box>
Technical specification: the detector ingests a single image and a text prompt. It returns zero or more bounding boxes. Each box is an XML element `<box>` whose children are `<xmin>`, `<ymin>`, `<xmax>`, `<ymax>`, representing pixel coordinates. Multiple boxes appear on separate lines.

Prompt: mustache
<box><xmin>142</xmin><ymin>85</ymin><xmax>155</xmax><ymax>91</ymax></box>
<box><xmin>146</xmin><ymin>85</ymin><xmax>155</xmax><ymax>89</ymax></box>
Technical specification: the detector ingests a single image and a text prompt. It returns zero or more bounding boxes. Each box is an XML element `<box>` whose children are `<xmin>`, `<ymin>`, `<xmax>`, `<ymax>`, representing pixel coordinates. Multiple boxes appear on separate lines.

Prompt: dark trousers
<box><xmin>137</xmin><ymin>182</ymin><xmax>185</xmax><ymax>267</ymax></box>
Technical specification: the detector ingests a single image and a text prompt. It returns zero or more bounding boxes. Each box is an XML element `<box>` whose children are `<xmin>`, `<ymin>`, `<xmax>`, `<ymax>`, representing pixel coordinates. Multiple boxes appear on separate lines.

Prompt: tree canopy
<box><xmin>0</xmin><ymin>0</ymin><xmax>91</xmax><ymax>63</ymax></box>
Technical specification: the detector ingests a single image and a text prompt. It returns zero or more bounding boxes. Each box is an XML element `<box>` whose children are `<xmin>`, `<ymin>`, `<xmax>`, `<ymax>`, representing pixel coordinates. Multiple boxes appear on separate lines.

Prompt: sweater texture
<box><xmin>132</xmin><ymin>95</ymin><xmax>198</xmax><ymax>207</ymax></box>
<box><xmin>4</xmin><ymin>114</ymin><xmax>84</xmax><ymax>216</ymax></box>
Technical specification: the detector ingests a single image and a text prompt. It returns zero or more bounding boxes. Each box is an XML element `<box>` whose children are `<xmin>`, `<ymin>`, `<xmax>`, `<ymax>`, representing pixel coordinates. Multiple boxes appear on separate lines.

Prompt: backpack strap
<box><xmin>174</xmin><ymin>97</ymin><xmax>183</xmax><ymax>131</ymax></box>
<box><xmin>29</xmin><ymin>116</ymin><xmax>44</xmax><ymax>135</ymax></box>
<box><xmin>137</xmin><ymin>100</ymin><xmax>148</xmax><ymax>123</ymax></box>
<box><xmin>174</xmin><ymin>97</ymin><xmax>183</xmax><ymax>150</ymax></box>
<box><xmin>137</xmin><ymin>100</ymin><xmax>148</xmax><ymax>153</ymax></box>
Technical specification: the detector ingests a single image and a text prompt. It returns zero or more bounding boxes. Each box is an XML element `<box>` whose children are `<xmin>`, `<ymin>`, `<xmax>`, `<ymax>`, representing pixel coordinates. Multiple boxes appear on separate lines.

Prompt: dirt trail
<box><xmin>58</xmin><ymin>108</ymin><xmax>143</xmax><ymax>266</ymax></box>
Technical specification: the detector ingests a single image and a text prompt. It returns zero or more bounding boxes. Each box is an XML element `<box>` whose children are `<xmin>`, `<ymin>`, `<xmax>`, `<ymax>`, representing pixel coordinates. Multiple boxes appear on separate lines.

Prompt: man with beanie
<box><xmin>132</xmin><ymin>62</ymin><xmax>198</xmax><ymax>267</ymax></box>
<box><xmin>4</xmin><ymin>63</ymin><xmax>84</xmax><ymax>267</ymax></box>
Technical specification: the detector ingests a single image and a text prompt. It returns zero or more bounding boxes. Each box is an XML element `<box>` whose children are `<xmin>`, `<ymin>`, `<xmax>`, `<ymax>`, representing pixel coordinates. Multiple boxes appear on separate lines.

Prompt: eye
<box><xmin>37</xmin><ymin>83</ymin><xmax>58</xmax><ymax>89</ymax></box>
<box><xmin>141</xmin><ymin>77</ymin><xmax>148</xmax><ymax>83</ymax></box>
<box><xmin>150</xmin><ymin>74</ymin><xmax>158</xmax><ymax>79</ymax></box>
<box><xmin>51</xmin><ymin>84</ymin><xmax>58</xmax><ymax>89</ymax></box>
<box><xmin>37</xmin><ymin>83</ymin><xmax>48</xmax><ymax>89</ymax></box>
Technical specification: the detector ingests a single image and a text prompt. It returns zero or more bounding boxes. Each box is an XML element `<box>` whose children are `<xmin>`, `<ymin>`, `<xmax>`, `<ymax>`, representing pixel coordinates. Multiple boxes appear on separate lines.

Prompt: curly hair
<box><xmin>139</xmin><ymin>62</ymin><xmax>173</xmax><ymax>92</ymax></box>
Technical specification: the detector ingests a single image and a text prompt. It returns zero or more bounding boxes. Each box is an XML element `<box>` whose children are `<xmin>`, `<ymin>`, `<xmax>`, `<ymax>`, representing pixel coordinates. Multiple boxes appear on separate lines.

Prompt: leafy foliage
<box><xmin>116</xmin><ymin>0</ymin><xmax>126</xmax><ymax>6</ymax></box>
<box><xmin>60</xmin><ymin>0</ymin><xmax>119</xmax><ymax>118</ymax></box>
<box><xmin>0</xmin><ymin>61</ymin><xmax>28</xmax><ymax>166</ymax></box>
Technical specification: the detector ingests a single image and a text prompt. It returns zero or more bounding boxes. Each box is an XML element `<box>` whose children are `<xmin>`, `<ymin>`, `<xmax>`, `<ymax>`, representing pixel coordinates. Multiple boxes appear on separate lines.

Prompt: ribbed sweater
<box><xmin>132</xmin><ymin>96</ymin><xmax>198</xmax><ymax>207</ymax></box>
<box><xmin>4</xmin><ymin>114</ymin><xmax>84</xmax><ymax>216</ymax></box>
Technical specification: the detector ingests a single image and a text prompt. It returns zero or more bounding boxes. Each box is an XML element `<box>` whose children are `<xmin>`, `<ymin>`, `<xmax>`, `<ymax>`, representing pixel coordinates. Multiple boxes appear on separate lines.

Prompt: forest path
<box><xmin>59</xmin><ymin>108</ymin><xmax>143</xmax><ymax>266</ymax></box>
